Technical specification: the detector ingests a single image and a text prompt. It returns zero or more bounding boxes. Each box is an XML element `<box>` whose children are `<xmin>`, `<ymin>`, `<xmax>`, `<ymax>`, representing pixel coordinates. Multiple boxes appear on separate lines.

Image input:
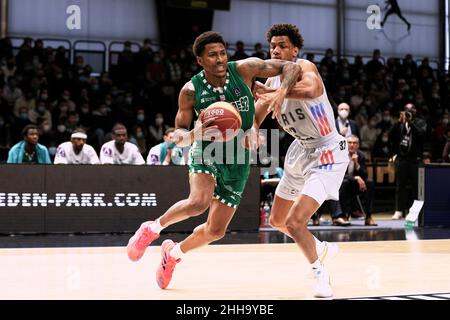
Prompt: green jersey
<box><xmin>190</xmin><ymin>61</ymin><xmax>255</xmax><ymax>166</ymax></box>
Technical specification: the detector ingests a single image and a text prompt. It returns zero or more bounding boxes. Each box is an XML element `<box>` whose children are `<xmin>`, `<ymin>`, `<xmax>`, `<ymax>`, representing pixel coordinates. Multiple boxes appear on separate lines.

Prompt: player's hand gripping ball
<box><xmin>200</xmin><ymin>101</ymin><xmax>242</xmax><ymax>142</ymax></box>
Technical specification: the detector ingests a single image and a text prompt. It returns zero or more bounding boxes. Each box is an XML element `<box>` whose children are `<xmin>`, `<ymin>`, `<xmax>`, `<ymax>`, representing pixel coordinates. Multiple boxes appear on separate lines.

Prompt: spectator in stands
<box><xmin>14</xmin><ymin>90</ymin><xmax>36</xmax><ymax>118</ymax></box>
<box><xmin>4</xmin><ymin>76</ymin><xmax>23</xmax><ymax>108</ymax></box>
<box><xmin>252</xmin><ymin>43</ymin><xmax>267</xmax><ymax>60</ymax></box>
<box><xmin>118</xmin><ymin>41</ymin><xmax>136</xmax><ymax>84</ymax></box>
<box><xmin>129</xmin><ymin>124</ymin><xmax>148</xmax><ymax>156</ymax></box>
<box><xmin>29</xmin><ymin>99</ymin><xmax>52</xmax><ymax>127</ymax></box>
<box><xmin>100</xmin><ymin>123</ymin><xmax>145</xmax><ymax>165</ymax></box>
<box><xmin>0</xmin><ymin>115</ymin><xmax>12</xmax><ymax>161</ymax></box>
<box><xmin>148</xmin><ymin>112</ymin><xmax>169</xmax><ymax>146</ymax></box>
<box><xmin>147</xmin><ymin>127</ymin><xmax>185</xmax><ymax>165</ymax></box>
<box><xmin>377</xmin><ymin>109</ymin><xmax>394</xmax><ymax>132</ymax></box>
<box><xmin>422</xmin><ymin>151</ymin><xmax>432</xmax><ymax>164</ymax></box>
<box><xmin>366</xmin><ymin>49</ymin><xmax>383</xmax><ymax>79</ymax></box>
<box><xmin>373</xmin><ymin>129</ymin><xmax>391</xmax><ymax>159</ymax></box>
<box><xmin>0</xmin><ymin>37</ymin><xmax>13</xmax><ymax>60</ymax></box>
<box><xmin>230</xmin><ymin>41</ymin><xmax>249</xmax><ymax>61</ymax></box>
<box><xmin>341</xmin><ymin>135</ymin><xmax>376</xmax><ymax>225</ymax></box>
<box><xmin>360</xmin><ymin>116</ymin><xmax>379</xmax><ymax>152</ymax></box>
<box><xmin>37</xmin><ymin>118</ymin><xmax>56</xmax><ymax>147</ymax></box>
<box><xmin>7</xmin><ymin>124</ymin><xmax>51</xmax><ymax>164</ymax></box>
<box><xmin>306</xmin><ymin>53</ymin><xmax>315</xmax><ymax>63</ymax></box>
<box><xmin>442</xmin><ymin>129</ymin><xmax>450</xmax><ymax>163</ymax></box>
<box><xmin>432</xmin><ymin>110</ymin><xmax>449</xmax><ymax>157</ymax></box>
<box><xmin>335</xmin><ymin>102</ymin><xmax>360</xmax><ymax>138</ymax></box>
<box><xmin>389</xmin><ymin>104</ymin><xmax>425</xmax><ymax>219</ymax></box>
<box><xmin>324</xmin><ymin>134</ymin><xmax>376</xmax><ymax>226</ymax></box>
<box><xmin>54</xmin><ymin>128</ymin><xmax>99</xmax><ymax>164</ymax></box>
<box><xmin>136</xmin><ymin>39</ymin><xmax>154</xmax><ymax>79</ymax></box>
<box><xmin>1</xmin><ymin>57</ymin><xmax>16</xmax><ymax>81</ymax></box>
<box><xmin>55</xmin><ymin>46</ymin><xmax>70</xmax><ymax>71</ymax></box>
<box><xmin>320</xmin><ymin>48</ymin><xmax>336</xmax><ymax>75</ymax></box>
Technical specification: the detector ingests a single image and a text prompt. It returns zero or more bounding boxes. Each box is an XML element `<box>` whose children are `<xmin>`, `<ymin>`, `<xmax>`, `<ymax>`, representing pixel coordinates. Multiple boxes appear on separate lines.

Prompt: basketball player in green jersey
<box><xmin>127</xmin><ymin>31</ymin><xmax>302</xmax><ymax>289</ymax></box>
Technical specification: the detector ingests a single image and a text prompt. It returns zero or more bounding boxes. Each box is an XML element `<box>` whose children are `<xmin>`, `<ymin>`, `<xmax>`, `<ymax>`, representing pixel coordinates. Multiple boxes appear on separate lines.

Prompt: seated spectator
<box><xmin>148</xmin><ymin>112</ymin><xmax>169</xmax><ymax>145</ymax></box>
<box><xmin>230</xmin><ymin>41</ymin><xmax>249</xmax><ymax>61</ymax></box>
<box><xmin>252</xmin><ymin>43</ymin><xmax>267</xmax><ymax>60</ymax></box>
<box><xmin>7</xmin><ymin>124</ymin><xmax>51</xmax><ymax>164</ymax></box>
<box><xmin>0</xmin><ymin>115</ymin><xmax>12</xmax><ymax>161</ymax></box>
<box><xmin>335</xmin><ymin>102</ymin><xmax>360</xmax><ymax>138</ymax></box>
<box><xmin>360</xmin><ymin>116</ymin><xmax>379</xmax><ymax>152</ymax></box>
<box><xmin>129</xmin><ymin>124</ymin><xmax>148</xmax><ymax>156</ymax></box>
<box><xmin>442</xmin><ymin>129</ymin><xmax>450</xmax><ymax>163</ymax></box>
<box><xmin>100</xmin><ymin>123</ymin><xmax>145</xmax><ymax>165</ymax></box>
<box><xmin>373</xmin><ymin>129</ymin><xmax>391</xmax><ymax>159</ymax></box>
<box><xmin>54</xmin><ymin>128</ymin><xmax>99</xmax><ymax>164</ymax></box>
<box><xmin>377</xmin><ymin>109</ymin><xmax>394</xmax><ymax>132</ymax></box>
<box><xmin>330</xmin><ymin>135</ymin><xmax>376</xmax><ymax>226</ymax></box>
<box><xmin>147</xmin><ymin>128</ymin><xmax>185</xmax><ymax>165</ymax></box>
<box><xmin>29</xmin><ymin>99</ymin><xmax>52</xmax><ymax>128</ymax></box>
<box><xmin>422</xmin><ymin>151</ymin><xmax>432</xmax><ymax>164</ymax></box>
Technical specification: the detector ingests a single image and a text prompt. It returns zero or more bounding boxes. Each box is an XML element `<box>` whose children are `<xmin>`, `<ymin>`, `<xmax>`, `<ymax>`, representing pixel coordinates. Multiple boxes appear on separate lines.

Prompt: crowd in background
<box><xmin>0</xmin><ymin>37</ymin><xmax>449</xmax><ymax>165</ymax></box>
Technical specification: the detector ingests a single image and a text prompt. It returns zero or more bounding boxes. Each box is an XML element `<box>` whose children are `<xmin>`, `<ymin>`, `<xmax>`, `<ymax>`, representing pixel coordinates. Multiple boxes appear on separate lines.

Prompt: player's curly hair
<box><xmin>193</xmin><ymin>31</ymin><xmax>226</xmax><ymax>57</ymax></box>
<box><xmin>266</xmin><ymin>24</ymin><xmax>304</xmax><ymax>50</ymax></box>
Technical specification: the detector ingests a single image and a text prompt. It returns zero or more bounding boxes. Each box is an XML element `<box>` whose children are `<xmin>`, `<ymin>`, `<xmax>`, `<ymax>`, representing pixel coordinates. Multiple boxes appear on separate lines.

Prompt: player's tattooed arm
<box><xmin>173</xmin><ymin>81</ymin><xmax>218</xmax><ymax>146</ymax></box>
<box><xmin>173</xmin><ymin>81</ymin><xmax>196</xmax><ymax>147</ymax></box>
<box><xmin>239</xmin><ymin>57</ymin><xmax>302</xmax><ymax>119</ymax></box>
<box><xmin>238</xmin><ymin>57</ymin><xmax>302</xmax><ymax>92</ymax></box>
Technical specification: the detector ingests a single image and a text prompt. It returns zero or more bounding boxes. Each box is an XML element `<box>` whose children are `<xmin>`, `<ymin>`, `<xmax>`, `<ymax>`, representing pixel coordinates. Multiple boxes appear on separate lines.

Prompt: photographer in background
<box><xmin>389</xmin><ymin>104</ymin><xmax>425</xmax><ymax>220</ymax></box>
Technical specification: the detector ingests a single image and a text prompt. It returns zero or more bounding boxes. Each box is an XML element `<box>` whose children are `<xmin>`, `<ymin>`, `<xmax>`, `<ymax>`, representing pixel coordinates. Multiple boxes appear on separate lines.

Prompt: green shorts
<box><xmin>189</xmin><ymin>162</ymin><xmax>250</xmax><ymax>208</ymax></box>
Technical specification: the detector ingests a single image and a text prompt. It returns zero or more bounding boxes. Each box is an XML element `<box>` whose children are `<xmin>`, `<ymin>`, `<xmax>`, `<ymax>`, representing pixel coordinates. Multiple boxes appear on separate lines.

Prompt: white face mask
<box><xmin>339</xmin><ymin>110</ymin><xmax>349</xmax><ymax>119</ymax></box>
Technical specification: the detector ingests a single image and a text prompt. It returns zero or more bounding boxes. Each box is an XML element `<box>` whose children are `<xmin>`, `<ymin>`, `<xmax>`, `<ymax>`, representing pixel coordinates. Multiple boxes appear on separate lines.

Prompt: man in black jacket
<box><xmin>340</xmin><ymin>135</ymin><xmax>376</xmax><ymax>226</ymax></box>
<box><xmin>335</xmin><ymin>103</ymin><xmax>360</xmax><ymax>139</ymax></box>
<box><xmin>389</xmin><ymin>104</ymin><xmax>424</xmax><ymax>219</ymax></box>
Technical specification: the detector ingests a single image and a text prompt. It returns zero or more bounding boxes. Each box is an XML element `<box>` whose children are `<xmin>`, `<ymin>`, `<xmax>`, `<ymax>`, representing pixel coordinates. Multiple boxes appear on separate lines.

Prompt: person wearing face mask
<box><xmin>373</xmin><ymin>130</ymin><xmax>391</xmax><ymax>159</ymax></box>
<box><xmin>29</xmin><ymin>100</ymin><xmax>52</xmax><ymax>127</ymax></box>
<box><xmin>129</xmin><ymin>125</ymin><xmax>148</xmax><ymax>156</ymax></box>
<box><xmin>146</xmin><ymin>128</ymin><xmax>184</xmax><ymax>165</ymax></box>
<box><xmin>14</xmin><ymin>90</ymin><xmax>36</xmax><ymax>118</ymax></box>
<box><xmin>7</xmin><ymin>124</ymin><xmax>51</xmax><ymax>164</ymax></box>
<box><xmin>377</xmin><ymin>109</ymin><xmax>394</xmax><ymax>132</ymax></box>
<box><xmin>389</xmin><ymin>104</ymin><xmax>425</xmax><ymax>220</ymax></box>
<box><xmin>335</xmin><ymin>103</ymin><xmax>360</xmax><ymax>139</ymax></box>
<box><xmin>148</xmin><ymin>113</ymin><xmax>169</xmax><ymax>145</ymax></box>
<box><xmin>54</xmin><ymin>128</ymin><xmax>99</xmax><ymax>165</ymax></box>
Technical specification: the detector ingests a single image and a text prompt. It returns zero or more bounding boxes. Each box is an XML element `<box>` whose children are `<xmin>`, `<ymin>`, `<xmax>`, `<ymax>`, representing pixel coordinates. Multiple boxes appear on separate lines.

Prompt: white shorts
<box><xmin>275</xmin><ymin>137</ymin><xmax>349</xmax><ymax>205</ymax></box>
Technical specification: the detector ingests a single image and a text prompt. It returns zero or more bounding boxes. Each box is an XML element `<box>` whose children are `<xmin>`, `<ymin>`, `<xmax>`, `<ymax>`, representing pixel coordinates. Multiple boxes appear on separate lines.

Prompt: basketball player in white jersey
<box><xmin>54</xmin><ymin>128</ymin><xmax>100</xmax><ymax>164</ymax></box>
<box><xmin>100</xmin><ymin>123</ymin><xmax>145</xmax><ymax>165</ymax></box>
<box><xmin>253</xmin><ymin>24</ymin><xmax>349</xmax><ymax>298</ymax></box>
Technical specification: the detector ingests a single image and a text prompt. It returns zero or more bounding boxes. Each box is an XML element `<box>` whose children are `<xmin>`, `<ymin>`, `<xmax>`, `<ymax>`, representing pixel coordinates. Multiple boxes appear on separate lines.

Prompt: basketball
<box><xmin>200</xmin><ymin>101</ymin><xmax>242</xmax><ymax>142</ymax></box>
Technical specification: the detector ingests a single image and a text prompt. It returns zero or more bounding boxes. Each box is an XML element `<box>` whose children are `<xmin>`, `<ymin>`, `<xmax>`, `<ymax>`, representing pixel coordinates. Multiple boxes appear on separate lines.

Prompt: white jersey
<box><xmin>269</xmin><ymin>75</ymin><xmax>339</xmax><ymax>148</ymax></box>
<box><xmin>54</xmin><ymin>141</ymin><xmax>100</xmax><ymax>165</ymax></box>
<box><xmin>100</xmin><ymin>140</ymin><xmax>145</xmax><ymax>165</ymax></box>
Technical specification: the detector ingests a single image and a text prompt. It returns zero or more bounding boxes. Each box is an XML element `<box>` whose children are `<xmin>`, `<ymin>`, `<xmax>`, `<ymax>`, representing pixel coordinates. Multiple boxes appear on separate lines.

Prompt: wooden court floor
<box><xmin>0</xmin><ymin>239</ymin><xmax>449</xmax><ymax>300</ymax></box>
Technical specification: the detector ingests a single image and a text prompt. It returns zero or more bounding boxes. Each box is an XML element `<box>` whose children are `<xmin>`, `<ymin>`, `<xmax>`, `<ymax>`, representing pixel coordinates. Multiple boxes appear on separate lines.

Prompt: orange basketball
<box><xmin>200</xmin><ymin>101</ymin><xmax>242</xmax><ymax>142</ymax></box>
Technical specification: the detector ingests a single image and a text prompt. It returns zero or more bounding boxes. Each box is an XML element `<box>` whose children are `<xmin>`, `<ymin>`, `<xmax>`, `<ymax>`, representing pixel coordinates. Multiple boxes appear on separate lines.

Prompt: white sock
<box><xmin>314</xmin><ymin>236</ymin><xmax>325</xmax><ymax>254</ymax></box>
<box><xmin>311</xmin><ymin>259</ymin><xmax>323</xmax><ymax>271</ymax></box>
<box><xmin>169</xmin><ymin>243</ymin><xmax>185</xmax><ymax>260</ymax></box>
<box><xmin>150</xmin><ymin>218</ymin><xmax>164</xmax><ymax>234</ymax></box>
